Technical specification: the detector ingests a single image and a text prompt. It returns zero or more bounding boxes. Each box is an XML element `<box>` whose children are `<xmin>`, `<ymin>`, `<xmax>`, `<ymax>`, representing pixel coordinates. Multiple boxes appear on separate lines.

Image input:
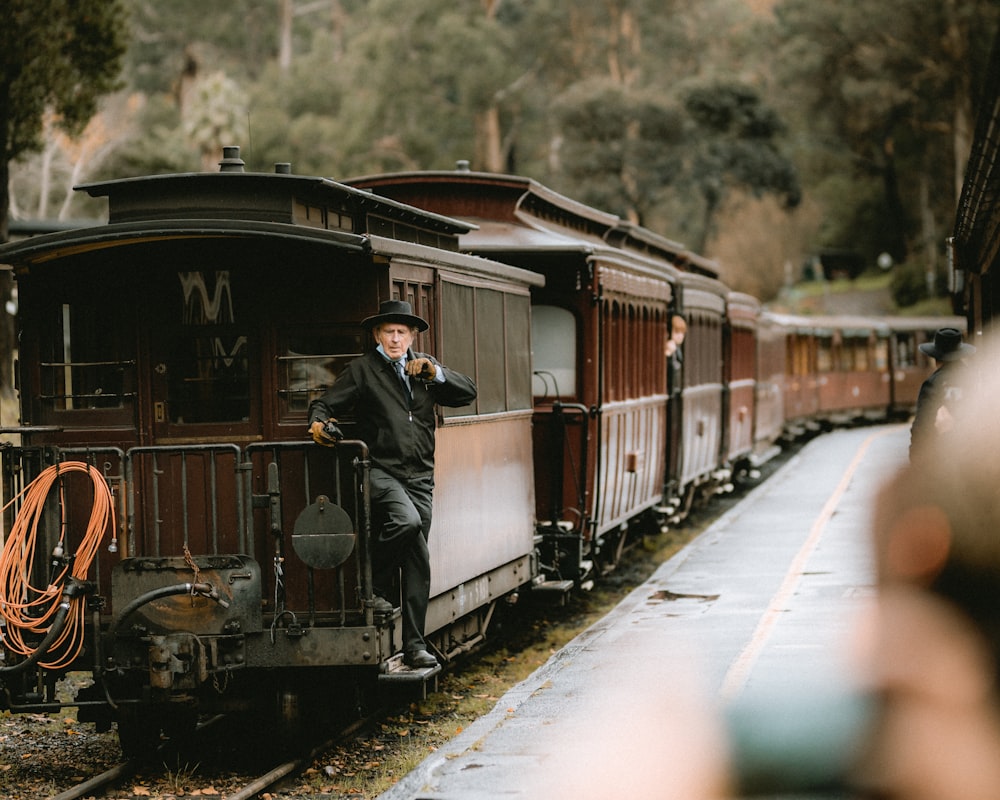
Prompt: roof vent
<box><xmin>219</xmin><ymin>146</ymin><xmax>246</xmax><ymax>172</ymax></box>
<box><xmin>274</xmin><ymin>162</ymin><xmax>292</xmax><ymax>174</ymax></box>
<box><xmin>455</xmin><ymin>160</ymin><xmax>471</xmax><ymax>172</ymax></box>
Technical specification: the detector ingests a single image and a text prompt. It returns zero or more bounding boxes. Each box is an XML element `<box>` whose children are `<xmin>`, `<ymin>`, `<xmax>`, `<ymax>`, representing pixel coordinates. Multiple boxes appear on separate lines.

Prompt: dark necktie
<box><xmin>394</xmin><ymin>360</ymin><xmax>410</xmax><ymax>396</ymax></box>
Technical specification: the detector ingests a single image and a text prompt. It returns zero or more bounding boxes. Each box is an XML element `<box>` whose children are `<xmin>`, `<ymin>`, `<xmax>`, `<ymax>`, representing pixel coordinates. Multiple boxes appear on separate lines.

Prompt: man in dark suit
<box><xmin>909</xmin><ymin>327</ymin><xmax>975</xmax><ymax>463</ymax></box>
<box><xmin>308</xmin><ymin>300</ymin><xmax>477</xmax><ymax>668</ymax></box>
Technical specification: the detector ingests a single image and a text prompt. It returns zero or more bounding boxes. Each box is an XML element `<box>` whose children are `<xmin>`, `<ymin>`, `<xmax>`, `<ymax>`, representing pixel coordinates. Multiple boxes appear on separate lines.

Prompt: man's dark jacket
<box><xmin>308</xmin><ymin>350</ymin><xmax>477</xmax><ymax>480</ymax></box>
<box><xmin>909</xmin><ymin>360</ymin><xmax>964</xmax><ymax>462</ymax></box>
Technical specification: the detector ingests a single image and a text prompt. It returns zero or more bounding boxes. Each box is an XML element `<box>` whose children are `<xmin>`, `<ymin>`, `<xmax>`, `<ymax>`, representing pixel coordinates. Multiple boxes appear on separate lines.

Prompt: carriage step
<box><xmin>378</xmin><ymin>653</ymin><xmax>441</xmax><ymax>698</ymax></box>
<box><xmin>533</xmin><ymin>579</ymin><xmax>575</xmax><ymax>593</ymax></box>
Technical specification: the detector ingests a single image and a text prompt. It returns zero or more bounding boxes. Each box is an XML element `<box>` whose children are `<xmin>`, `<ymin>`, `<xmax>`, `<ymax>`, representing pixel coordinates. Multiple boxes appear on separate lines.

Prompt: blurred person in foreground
<box><xmin>852</xmin><ymin>331</ymin><xmax>1000</xmax><ymax>799</ymax></box>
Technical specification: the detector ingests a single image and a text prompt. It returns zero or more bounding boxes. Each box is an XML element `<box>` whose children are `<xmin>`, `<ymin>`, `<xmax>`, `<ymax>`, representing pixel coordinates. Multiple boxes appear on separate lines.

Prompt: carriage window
<box><xmin>851</xmin><ymin>339</ymin><xmax>869</xmax><ymax>371</ymax></box>
<box><xmin>874</xmin><ymin>337</ymin><xmax>888</xmax><ymax>371</ymax></box>
<box><xmin>39</xmin><ymin>302</ymin><xmax>134</xmax><ymax>414</ymax></box>
<box><xmin>166</xmin><ymin>271</ymin><xmax>249</xmax><ymax>424</ymax></box>
<box><xmin>440</xmin><ymin>282</ymin><xmax>533</xmax><ymax>417</ymax></box>
<box><xmin>532</xmin><ymin>305</ymin><xmax>576</xmax><ymax>399</ymax></box>
<box><xmin>894</xmin><ymin>333</ymin><xmax>918</xmax><ymax>368</ymax></box>
<box><xmin>505</xmin><ymin>293</ymin><xmax>532</xmax><ymax>410</ymax></box>
<box><xmin>476</xmin><ymin>289</ymin><xmax>506</xmax><ymax>413</ymax></box>
<box><xmin>817</xmin><ymin>337</ymin><xmax>834</xmax><ymax>373</ymax></box>
<box><xmin>277</xmin><ymin>330</ymin><xmax>364</xmax><ymax>420</ymax></box>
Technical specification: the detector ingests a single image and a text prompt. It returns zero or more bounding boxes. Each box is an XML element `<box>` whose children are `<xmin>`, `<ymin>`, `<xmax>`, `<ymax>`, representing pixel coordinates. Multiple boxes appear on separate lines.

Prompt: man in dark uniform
<box><xmin>909</xmin><ymin>327</ymin><xmax>975</xmax><ymax>463</ymax></box>
<box><xmin>308</xmin><ymin>300</ymin><xmax>477</xmax><ymax>668</ymax></box>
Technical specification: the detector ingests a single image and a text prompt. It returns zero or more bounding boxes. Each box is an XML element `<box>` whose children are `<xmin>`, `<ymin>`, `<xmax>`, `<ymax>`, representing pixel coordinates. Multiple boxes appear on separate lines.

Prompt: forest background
<box><xmin>5</xmin><ymin>0</ymin><xmax>999</xmax><ymax>307</ymax></box>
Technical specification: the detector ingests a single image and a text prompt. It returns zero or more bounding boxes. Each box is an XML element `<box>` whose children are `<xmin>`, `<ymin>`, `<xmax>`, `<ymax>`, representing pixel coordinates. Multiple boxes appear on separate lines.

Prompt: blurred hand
<box><xmin>406</xmin><ymin>358</ymin><xmax>437</xmax><ymax>381</ymax></box>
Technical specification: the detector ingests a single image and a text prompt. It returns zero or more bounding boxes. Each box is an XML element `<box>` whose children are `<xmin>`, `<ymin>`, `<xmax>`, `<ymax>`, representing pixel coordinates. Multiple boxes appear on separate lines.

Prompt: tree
<box><xmin>679</xmin><ymin>83</ymin><xmax>801</xmax><ymax>254</ymax></box>
<box><xmin>1</xmin><ymin>0</ymin><xmax>127</xmax><ymax>240</ymax></box>
<box><xmin>769</xmin><ymin>0</ymin><xmax>998</xmax><ymax>271</ymax></box>
<box><xmin>553</xmin><ymin>81</ymin><xmax>685</xmax><ymax>226</ymax></box>
<box><xmin>0</xmin><ymin>0</ymin><xmax>127</xmax><ymax>407</ymax></box>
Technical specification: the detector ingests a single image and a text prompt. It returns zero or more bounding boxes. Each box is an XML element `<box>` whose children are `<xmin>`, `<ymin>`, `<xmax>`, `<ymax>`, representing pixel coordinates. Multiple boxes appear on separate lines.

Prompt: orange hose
<box><xmin>0</xmin><ymin>462</ymin><xmax>115</xmax><ymax>670</ymax></box>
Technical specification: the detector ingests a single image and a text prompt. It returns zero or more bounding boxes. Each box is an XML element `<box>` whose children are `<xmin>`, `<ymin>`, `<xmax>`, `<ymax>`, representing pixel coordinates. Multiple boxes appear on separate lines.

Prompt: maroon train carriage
<box><xmin>809</xmin><ymin>315</ymin><xmax>891</xmax><ymax>424</ymax></box>
<box><xmin>0</xmin><ymin>148</ymin><xmax>543</xmax><ymax>755</ymax></box>
<box><xmin>346</xmin><ymin>170</ymin><xmax>690</xmax><ymax>586</ymax></box>
<box><xmin>951</xmin><ymin>21</ymin><xmax>1000</xmax><ymax>338</ymax></box>
<box><xmin>763</xmin><ymin>312</ymin><xmax>822</xmax><ymax>437</ymax></box>
<box><xmin>753</xmin><ymin>310</ymin><xmax>787</xmax><ymax>464</ymax></box>
<box><xmin>723</xmin><ymin>292</ymin><xmax>761</xmax><ymax>477</ymax></box>
<box><xmin>671</xmin><ymin>270</ymin><xmax>730</xmax><ymax>516</ymax></box>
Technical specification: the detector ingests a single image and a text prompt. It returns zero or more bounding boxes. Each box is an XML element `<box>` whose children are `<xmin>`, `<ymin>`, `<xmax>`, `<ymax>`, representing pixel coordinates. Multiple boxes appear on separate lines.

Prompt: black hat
<box><xmin>919</xmin><ymin>327</ymin><xmax>975</xmax><ymax>362</ymax></box>
<box><xmin>361</xmin><ymin>299</ymin><xmax>429</xmax><ymax>332</ymax></box>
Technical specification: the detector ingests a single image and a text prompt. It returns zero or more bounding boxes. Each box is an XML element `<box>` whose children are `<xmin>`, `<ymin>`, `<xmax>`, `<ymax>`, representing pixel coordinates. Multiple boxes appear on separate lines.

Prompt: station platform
<box><xmin>379</xmin><ymin>424</ymin><xmax>910</xmax><ymax>800</ymax></box>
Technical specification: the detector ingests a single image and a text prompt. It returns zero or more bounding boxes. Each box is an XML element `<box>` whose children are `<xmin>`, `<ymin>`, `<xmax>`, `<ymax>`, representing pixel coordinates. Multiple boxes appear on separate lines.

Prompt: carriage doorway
<box><xmin>148</xmin><ymin>269</ymin><xmax>260</xmax><ymax>442</ymax></box>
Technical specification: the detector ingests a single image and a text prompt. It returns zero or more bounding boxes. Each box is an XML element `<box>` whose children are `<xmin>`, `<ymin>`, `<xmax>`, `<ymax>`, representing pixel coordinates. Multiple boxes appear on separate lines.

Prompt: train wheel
<box><xmin>596</xmin><ymin>526</ymin><xmax>626</xmax><ymax>574</ymax></box>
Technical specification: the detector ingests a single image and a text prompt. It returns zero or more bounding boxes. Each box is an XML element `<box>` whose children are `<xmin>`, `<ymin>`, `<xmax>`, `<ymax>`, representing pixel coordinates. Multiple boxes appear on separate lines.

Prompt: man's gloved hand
<box><xmin>406</xmin><ymin>358</ymin><xmax>437</xmax><ymax>381</ymax></box>
<box><xmin>310</xmin><ymin>418</ymin><xmax>343</xmax><ymax>445</ymax></box>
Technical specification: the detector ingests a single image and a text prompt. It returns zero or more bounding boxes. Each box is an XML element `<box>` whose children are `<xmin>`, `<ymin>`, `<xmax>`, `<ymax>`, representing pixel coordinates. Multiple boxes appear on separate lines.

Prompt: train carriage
<box><xmin>753</xmin><ymin>310</ymin><xmax>786</xmax><ymax>463</ymax></box>
<box><xmin>811</xmin><ymin>315</ymin><xmax>891</xmax><ymax>423</ymax></box>
<box><xmin>0</xmin><ymin>149</ymin><xmax>542</xmax><ymax>752</ymax></box>
<box><xmin>346</xmin><ymin>169</ymin><xmax>684</xmax><ymax>582</ymax></box>
<box><xmin>952</xmin><ymin>22</ymin><xmax>1000</xmax><ymax>337</ymax></box>
<box><xmin>672</xmin><ymin>271</ymin><xmax>729</xmax><ymax>511</ymax></box>
<box><xmin>764</xmin><ymin>312</ymin><xmax>821</xmax><ymax>436</ymax></box>
<box><xmin>723</xmin><ymin>292</ymin><xmax>760</xmax><ymax>475</ymax></box>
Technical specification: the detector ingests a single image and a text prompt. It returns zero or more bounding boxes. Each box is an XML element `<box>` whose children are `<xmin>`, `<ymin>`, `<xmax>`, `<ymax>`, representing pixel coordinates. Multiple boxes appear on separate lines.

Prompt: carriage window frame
<box><xmin>531</xmin><ymin>303</ymin><xmax>578</xmax><ymax>401</ymax></box>
<box><xmin>35</xmin><ymin>297</ymin><xmax>136</xmax><ymax>426</ymax></box>
<box><xmin>275</xmin><ymin>326</ymin><xmax>365</xmax><ymax>424</ymax></box>
<box><xmin>440</xmin><ymin>276</ymin><xmax>534</xmax><ymax>418</ymax></box>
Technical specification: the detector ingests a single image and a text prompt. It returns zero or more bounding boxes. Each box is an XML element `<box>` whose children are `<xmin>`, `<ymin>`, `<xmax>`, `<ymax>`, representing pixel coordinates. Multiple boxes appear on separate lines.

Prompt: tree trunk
<box><xmin>944</xmin><ymin>0</ymin><xmax>972</xmax><ymax>205</ymax></box>
<box><xmin>475</xmin><ymin>107</ymin><xmax>505</xmax><ymax>173</ymax></box>
<box><xmin>279</xmin><ymin>0</ymin><xmax>293</xmax><ymax>70</ymax></box>
<box><xmin>919</xmin><ymin>172</ymin><xmax>938</xmax><ymax>297</ymax></box>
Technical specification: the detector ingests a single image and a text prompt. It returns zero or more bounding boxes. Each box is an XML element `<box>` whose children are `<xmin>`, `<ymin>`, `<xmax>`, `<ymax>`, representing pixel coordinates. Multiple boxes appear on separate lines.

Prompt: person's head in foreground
<box><xmin>858</xmin><ymin>331</ymin><xmax>1000</xmax><ymax>800</ymax></box>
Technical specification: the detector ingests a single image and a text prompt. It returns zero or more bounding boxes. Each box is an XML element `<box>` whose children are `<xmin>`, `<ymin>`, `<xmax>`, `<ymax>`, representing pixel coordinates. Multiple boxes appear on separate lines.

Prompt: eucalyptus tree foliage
<box><xmin>124</xmin><ymin>0</ymin><xmax>280</xmax><ymax>93</ymax></box>
<box><xmin>0</xmin><ymin>0</ymin><xmax>127</xmax><ymax>399</ymax></box>
<box><xmin>769</xmin><ymin>0</ymin><xmax>999</xmax><ymax>267</ymax></box>
<box><xmin>329</xmin><ymin>0</ymin><xmax>528</xmax><ymax>176</ymax></box>
<box><xmin>0</xmin><ymin>0</ymin><xmax>127</xmax><ymax>239</ymax></box>
<box><xmin>552</xmin><ymin>81</ymin><xmax>686</xmax><ymax>228</ymax></box>
<box><xmin>681</xmin><ymin>83</ymin><xmax>801</xmax><ymax>254</ymax></box>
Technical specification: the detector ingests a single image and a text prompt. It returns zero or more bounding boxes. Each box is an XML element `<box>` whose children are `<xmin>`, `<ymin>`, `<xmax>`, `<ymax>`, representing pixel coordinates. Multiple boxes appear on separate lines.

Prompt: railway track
<box><xmin>44</xmin><ymin>712</ymin><xmax>379</xmax><ymax>800</ymax></box>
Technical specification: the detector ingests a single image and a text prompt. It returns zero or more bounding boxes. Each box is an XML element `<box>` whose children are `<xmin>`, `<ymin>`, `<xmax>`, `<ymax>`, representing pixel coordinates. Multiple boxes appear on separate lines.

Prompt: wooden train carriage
<box><xmin>753</xmin><ymin>311</ymin><xmax>786</xmax><ymax>463</ymax></box>
<box><xmin>952</xmin><ymin>23</ymin><xmax>1000</xmax><ymax>336</ymax></box>
<box><xmin>346</xmin><ymin>169</ymin><xmax>683</xmax><ymax>577</ymax></box>
<box><xmin>0</xmin><ymin>150</ymin><xmax>541</xmax><ymax>724</ymax></box>
<box><xmin>723</xmin><ymin>292</ymin><xmax>759</xmax><ymax>473</ymax></box>
<box><xmin>765</xmin><ymin>312</ymin><xmax>821</xmax><ymax>436</ymax></box>
<box><xmin>673</xmin><ymin>271</ymin><xmax>728</xmax><ymax>506</ymax></box>
<box><xmin>885</xmin><ymin>315</ymin><xmax>967</xmax><ymax>416</ymax></box>
<box><xmin>811</xmin><ymin>316</ymin><xmax>891</xmax><ymax>422</ymax></box>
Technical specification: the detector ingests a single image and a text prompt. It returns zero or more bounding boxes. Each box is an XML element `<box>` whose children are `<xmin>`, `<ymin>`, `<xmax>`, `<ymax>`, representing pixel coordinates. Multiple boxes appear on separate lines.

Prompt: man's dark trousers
<box><xmin>369</xmin><ymin>466</ymin><xmax>434</xmax><ymax>653</ymax></box>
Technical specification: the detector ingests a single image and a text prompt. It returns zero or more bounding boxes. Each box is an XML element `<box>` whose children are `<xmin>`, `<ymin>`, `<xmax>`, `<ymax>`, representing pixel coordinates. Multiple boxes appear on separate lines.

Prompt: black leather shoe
<box><xmin>403</xmin><ymin>649</ymin><xmax>437</xmax><ymax>668</ymax></box>
<box><xmin>371</xmin><ymin>596</ymin><xmax>394</xmax><ymax>615</ymax></box>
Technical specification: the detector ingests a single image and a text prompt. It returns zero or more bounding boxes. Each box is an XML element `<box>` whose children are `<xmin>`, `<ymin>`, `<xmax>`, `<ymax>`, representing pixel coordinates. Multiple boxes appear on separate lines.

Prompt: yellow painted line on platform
<box><xmin>718</xmin><ymin>426</ymin><xmax>898</xmax><ymax>700</ymax></box>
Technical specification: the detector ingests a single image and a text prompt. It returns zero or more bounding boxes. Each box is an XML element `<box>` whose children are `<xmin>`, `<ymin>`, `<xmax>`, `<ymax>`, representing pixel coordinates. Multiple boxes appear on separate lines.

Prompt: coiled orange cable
<box><xmin>0</xmin><ymin>462</ymin><xmax>115</xmax><ymax>669</ymax></box>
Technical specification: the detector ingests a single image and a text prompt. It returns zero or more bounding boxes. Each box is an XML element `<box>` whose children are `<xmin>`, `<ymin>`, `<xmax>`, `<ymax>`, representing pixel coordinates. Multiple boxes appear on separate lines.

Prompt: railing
<box><xmin>0</xmin><ymin>439</ymin><xmax>376</xmax><ymax>625</ymax></box>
